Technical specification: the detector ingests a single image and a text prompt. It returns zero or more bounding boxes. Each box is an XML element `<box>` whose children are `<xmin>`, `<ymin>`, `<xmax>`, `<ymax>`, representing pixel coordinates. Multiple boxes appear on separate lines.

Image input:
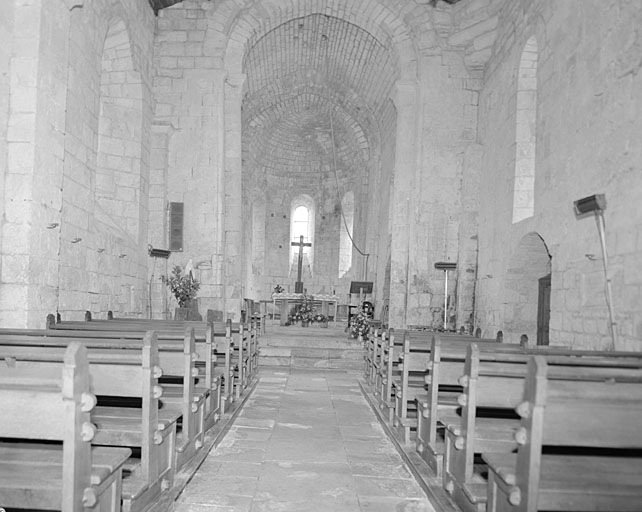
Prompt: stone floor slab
<box><xmin>174</xmin><ymin>367</ymin><xmax>435</xmax><ymax>512</ymax></box>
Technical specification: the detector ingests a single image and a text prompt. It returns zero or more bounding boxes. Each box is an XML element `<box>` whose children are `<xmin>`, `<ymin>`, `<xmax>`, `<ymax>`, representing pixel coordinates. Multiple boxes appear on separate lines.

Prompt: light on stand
<box><xmin>573</xmin><ymin>193</ymin><xmax>618</xmax><ymax>349</ymax></box>
<box><xmin>434</xmin><ymin>262</ymin><xmax>457</xmax><ymax>331</ymax></box>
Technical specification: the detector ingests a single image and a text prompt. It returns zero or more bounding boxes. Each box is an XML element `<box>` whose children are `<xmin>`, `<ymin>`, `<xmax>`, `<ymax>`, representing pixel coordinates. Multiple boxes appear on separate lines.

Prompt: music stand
<box><xmin>348</xmin><ymin>281</ymin><xmax>373</xmax><ymax>323</ymax></box>
<box><xmin>434</xmin><ymin>262</ymin><xmax>457</xmax><ymax>330</ymax></box>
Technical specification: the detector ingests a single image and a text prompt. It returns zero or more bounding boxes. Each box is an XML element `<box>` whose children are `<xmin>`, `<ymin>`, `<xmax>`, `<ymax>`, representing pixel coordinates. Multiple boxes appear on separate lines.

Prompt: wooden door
<box><xmin>537</xmin><ymin>274</ymin><xmax>551</xmax><ymax>346</ymax></box>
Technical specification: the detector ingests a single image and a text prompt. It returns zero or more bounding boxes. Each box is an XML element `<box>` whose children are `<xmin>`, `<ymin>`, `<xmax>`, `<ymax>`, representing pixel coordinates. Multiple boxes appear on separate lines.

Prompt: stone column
<box><xmin>148</xmin><ymin>122</ymin><xmax>174</xmax><ymax>319</ymax></box>
<box><xmin>223</xmin><ymin>73</ymin><xmax>246</xmax><ymax>320</ymax></box>
<box><xmin>0</xmin><ymin>0</ymin><xmax>76</xmax><ymax>326</ymax></box>
<box><xmin>388</xmin><ymin>80</ymin><xmax>419</xmax><ymax>328</ymax></box>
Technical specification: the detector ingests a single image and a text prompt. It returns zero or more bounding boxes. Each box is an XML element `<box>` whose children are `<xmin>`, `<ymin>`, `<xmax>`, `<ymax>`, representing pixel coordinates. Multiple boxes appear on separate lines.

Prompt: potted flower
<box><xmin>350</xmin><ymin>306</ymin><xmax>370</xmax><ymax>341</ymax></box>
<box><xmin>287</xmin><ymin>292</ymin><xmax>315</xmax><ymax>326</ymax></box>
<box><xmin>272</xmin><ymin>284</ymin><xmax>284</xmax><ymax>296</ymax></box>
<box><xmin>314</xmin><ymin>313</ymin><xmax>328</xmax><ymax>327</ymax></box>
<box><xmin>166</xmin><ymin>265</ymin><xmax>200</xmax><ymax>320</ymax></box>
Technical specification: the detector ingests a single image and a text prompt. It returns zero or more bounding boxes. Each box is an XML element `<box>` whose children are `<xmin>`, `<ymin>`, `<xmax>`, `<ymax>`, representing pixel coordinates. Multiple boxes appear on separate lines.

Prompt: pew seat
<box><xmin>0</xmin><ymin>444</ymin><xmax>131</xmax><ymax>511</ymax></box>
<box><xmin>0</xmin><ymin>343</ymin><xmax>131</xmax><ymax>511</ymax></box>
<box><xmin>483</xmin><ymin>453</ymin><xmax>642</xmax><ymax>512</ymax></box>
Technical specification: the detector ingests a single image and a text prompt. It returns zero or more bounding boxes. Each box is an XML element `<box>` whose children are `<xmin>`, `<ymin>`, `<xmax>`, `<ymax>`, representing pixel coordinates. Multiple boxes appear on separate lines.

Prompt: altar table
<box><xmin>271</xmin><ymin>293</ymin><xmax>340</xmax><ymax>326</ymax></box>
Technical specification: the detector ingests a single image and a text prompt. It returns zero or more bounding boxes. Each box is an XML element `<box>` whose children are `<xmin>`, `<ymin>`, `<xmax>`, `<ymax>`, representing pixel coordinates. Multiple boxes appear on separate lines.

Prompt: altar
<box><xmin>271</xmin><ymin>293</ymin><xmax>340</xmax><ymax>326</ymax></box>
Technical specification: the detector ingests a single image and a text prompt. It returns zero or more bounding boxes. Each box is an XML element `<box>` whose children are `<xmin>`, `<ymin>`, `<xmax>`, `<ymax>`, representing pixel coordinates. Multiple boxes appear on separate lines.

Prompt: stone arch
<box><xmin>503</xmin><ymin>232</ymin><xmax>551</xmax><ymax>343</ymax></box>
<box><xmin>96</xmin><ymin>17</ymin><xmax>143</xmax><ymax>240</ymax></box>
<box><xmin>512</xmin><ymin>35</ymin><xmax>538</xmax><ymax>223</ymax></box>
<box><xmin>216</xmin><ymin>0</ymin><xmax>418</xmax><ymax>79</ymax></box>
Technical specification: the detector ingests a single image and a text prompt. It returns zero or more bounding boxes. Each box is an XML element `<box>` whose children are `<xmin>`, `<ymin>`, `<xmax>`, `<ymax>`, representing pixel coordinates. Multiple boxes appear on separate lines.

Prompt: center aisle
<box><xmin>173</xmin><ymin>368</ymin><xmax>435</xmax><ymax>512</ymax></box>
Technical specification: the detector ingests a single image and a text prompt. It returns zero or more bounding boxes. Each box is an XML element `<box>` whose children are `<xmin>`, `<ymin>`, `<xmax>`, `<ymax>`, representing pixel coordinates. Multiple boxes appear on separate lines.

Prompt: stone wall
<box><xmin>0</xmin><ymin>0</ymin><xmax>155</xmax><ymax>327</ymax></box>
<box><xmin>474</xmin><ymin>0</ymin><xmax>642</xmax><ymax>350</ymax></box>
<box><xmin>152</xmin><ymin>3</ymin><xmax>228</xmax><ymax>317</ymax></box>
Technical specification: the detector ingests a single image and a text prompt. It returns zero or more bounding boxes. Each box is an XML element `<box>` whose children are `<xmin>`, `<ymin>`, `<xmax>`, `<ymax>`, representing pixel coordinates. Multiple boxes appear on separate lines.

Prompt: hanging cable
<box><xmin>323</xmin><ymin>34</ymin><xmax>370</xmax><ymax>279</ymax></box>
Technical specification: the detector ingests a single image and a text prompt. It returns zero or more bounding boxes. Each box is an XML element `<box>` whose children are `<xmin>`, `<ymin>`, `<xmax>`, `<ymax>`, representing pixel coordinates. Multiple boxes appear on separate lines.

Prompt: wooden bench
<box><xmin>391</xmin><ymin>331</ymin><xmax>500</xmax><ymax>444</ymax></box>
<box><xmin>103</xmin><ymin>315</ymin><xmax>259</xmax><ymax>389</ymax></box>
<box><xmin>0</xmin><ymin>329</ymin><xmax>185</xmax><ymax>509</ymax></box>
<box><xmin>483</xmin><ymin>355</ymin><xmax>642</xmax><ymax>512</ymax></box>
<box><xmin>415</xmin><ymin>335</ymin><xmax>520</xmax><ymax>477</ymax></box>
<box><xmin>43</xmin><ymin>320</ymin><xmax>210</xmax><ymax>470</ymax></box>
<box><xmin>70</xmin><ymin>315</ymin><xmax>254</xmax><ymax>415</ymax></box>
<box><xmin>48</xmin><ymin>318</ymin><xmax>218</xmax><ymax>421</ymax></box>
<box><xmin>364</xmin><ymin>327</ymin><xmax>385</xmax><ymax>387</ymax></box>
<box><xmin>0</xmin><ymin>342</ymin><xmax>132</xmax><ymax>511</ymax></box>
<box><xmin>443</xmin><ymin>344</ymin><xmax>642</xmax><ymax>512</ymax></box>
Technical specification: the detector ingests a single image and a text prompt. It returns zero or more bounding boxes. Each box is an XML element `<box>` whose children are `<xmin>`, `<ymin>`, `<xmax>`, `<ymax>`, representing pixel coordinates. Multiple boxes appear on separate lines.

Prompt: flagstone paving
<box><xmin>173</xmin><ymin>368</ymin><xmax>434</xmax><ymax>512</ymax></box>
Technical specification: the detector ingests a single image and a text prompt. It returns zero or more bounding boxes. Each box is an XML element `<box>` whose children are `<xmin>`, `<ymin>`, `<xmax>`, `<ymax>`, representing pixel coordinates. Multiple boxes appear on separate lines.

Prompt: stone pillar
<box><xmin>1</xmin><ymin>0</ymin><xmax>74</xmax><ymax>327</ymax></box>
<box><xmin>388</xmin><ymin>80</ymin><xmax>419</xmax><ymax>328</ymax></box>
<box><xmin>223</xmin><ymin>73</ymin><xmax>246</xmax><ymax>320</ymax></box>
<box><xmin>148</xmin><ymin>122</ymin><xmax>174</xmax><ymax>319</ymax></box>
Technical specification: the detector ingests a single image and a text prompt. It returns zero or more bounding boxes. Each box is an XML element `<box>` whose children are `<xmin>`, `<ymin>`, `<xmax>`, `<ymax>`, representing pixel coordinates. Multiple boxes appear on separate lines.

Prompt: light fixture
<box><xmin>435</xmin><ymin>262</ymin><xmax>457</xmax><ymax>331</ymax></box>
<box><xmin>573</xmin><ymin>194</ymin><xmax>606</xmax><ymax>217</ymax></box>
<box><xmin>97</xmin><ymin>248</ymin><xmax>105</xmax><ymax>253</ymax></box>
<box><xmin>148</xmin><ymin>246</ymin><xmax>171</xmax><ymax>259</ymax></box>
<box><xmin>573</xmin><ymin>193</ymin><xmax>617</xmax><ymax>349</ymax></box>
<box><xmin>70</xmin><ymin>237</ymin><xmax>82</xmax><ymax>243</ymax></box>
<box><xmin>119</xmin><ymin>254</ymin><xmax>127</xmax><ymax>259</ymax></box>
<box><xmin>46</xmin><ymin>223</ymin><xmax>59</xmax><ymax>229</ymax></box>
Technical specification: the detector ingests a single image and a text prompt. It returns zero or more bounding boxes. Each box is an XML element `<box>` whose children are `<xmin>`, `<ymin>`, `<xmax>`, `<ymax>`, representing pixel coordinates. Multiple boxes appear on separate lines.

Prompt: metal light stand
<box><xmin>594</xmin><ymin>209</ymin><xmax>618</xmax><ymax>349</ymax></box>
<box><xmin>573</xmin><ymin>193</ymin><xmax>618</xmax><ymax>350</ymax></box>
<box><xmin>435</xmin><ymin>262</ymin><xmax>457</xmax><ymax>331</ymax></box>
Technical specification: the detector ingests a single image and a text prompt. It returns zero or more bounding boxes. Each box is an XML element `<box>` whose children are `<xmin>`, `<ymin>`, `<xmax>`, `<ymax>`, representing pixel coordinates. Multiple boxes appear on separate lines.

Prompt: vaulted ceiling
<box><xmin>241</xmin><ymin>13</ymin><xmax>397</xmax><ymax>180</ymax></box>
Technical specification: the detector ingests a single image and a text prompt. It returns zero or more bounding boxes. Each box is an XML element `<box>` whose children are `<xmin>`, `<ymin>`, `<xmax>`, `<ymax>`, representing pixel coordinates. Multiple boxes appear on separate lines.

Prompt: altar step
<box><xmin>258</xmin><ymin>324</ymin><xmax>363</xmax><ymax>370</ymax></box>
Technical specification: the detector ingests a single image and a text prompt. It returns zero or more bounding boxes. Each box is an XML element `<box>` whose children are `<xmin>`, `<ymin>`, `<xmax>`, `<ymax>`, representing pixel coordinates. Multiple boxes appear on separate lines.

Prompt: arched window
<box><xmin>338</xmin><ymin>191</ymin><xmax>354</xmax><ymax>278</ymax></box>
<box><xmin>290</xmin><ymin>196</ymin><xmax>315</xmax><ymax>274</ymax></box>
<box><xmin>512</xmin><ymin>36</ymin><xmax>538</xmax><ymax>223</ymax></box>
<box><xmin>292</xmin><ymin>206</ymin><xmax>310</xmax><ymax>246</ymax></box>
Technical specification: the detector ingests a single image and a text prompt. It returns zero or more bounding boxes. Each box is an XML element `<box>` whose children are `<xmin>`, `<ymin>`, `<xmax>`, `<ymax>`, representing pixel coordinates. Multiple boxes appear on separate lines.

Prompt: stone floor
<box><xmin>172</xmin><ymin>367</ymin><xmax>435</xmax><ymax>512</ymax></box>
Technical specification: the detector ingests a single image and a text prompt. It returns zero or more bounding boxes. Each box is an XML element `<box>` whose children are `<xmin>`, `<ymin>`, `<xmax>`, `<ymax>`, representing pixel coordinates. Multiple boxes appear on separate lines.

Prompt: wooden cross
<box><xmin>291</xmin><ymin>235</ymin><xmax>312</xmax><ymax>291</ymax></box>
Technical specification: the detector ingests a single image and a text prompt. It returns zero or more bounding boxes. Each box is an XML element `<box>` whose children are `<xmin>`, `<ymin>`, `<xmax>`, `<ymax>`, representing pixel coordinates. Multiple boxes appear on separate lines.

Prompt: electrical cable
<box><xmin>323</xmin><ymin>32</ymin><xmax>370</xmax><ymax>278</ymax></box>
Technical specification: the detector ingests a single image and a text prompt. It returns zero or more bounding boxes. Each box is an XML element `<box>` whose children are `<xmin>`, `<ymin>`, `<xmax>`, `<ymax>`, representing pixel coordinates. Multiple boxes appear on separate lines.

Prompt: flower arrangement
<box><xmin>287</xmin><ymin>292</ymin><xmax>315</xmax><ymax>325</ymax></box>
<box><xmin>350</xmin><ymin>304</ymin><xmax>371</xmax><ymax>340</ymax></box>
<box><xmin>273</xmin><ymin>284</ymin><xmax>284</xmax><ymax>294</ymax></box>
<box><xmin>166</xmin><ymin>265</ymin><xmax>200</xmax><ymax>307</ymax></box>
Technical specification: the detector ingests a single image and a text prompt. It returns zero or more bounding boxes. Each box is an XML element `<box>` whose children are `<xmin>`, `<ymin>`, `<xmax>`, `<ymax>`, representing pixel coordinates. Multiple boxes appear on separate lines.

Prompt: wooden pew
<box><xmin>0</xmin><ymin>342</ymin><xmax>133</xmax><ymax>511</ymax></box>
<box><xmin>443</xmin><ymin>344</ymin><xmax>642</xmax><ymax>512</ymax></box>
<box><xmin>364</xmin><ymin>327</ymin><xmax>384</xmax><ymax>387</ymax></box>
<box><xmin>483</xmin><ymin>355</ymin><xmax>642</xmax><ymax>512</ymax></box>
<box><xmin>104</xmin><ymin>315</ymin><xmax>258</xmax><ymax>388</ymax></box>
<box><xmin>415</xmin><ymin>335</ymin><xmax>521</xmax><ymax>477</ymax></box>
<box><xmin>59</xmin><ymin>315</ymin><xmax>251</xmax><ymax>417</ymax></box>
<box><xmin>45</xmin><ymin>318</ymin><xmax>216</xmax><ymax>452</ymax></box>
<box><xmin>377</xmin><ymin>328</ymin><xmax>403</xmax><ymax>423</ymax></box>
<box><xmin>391</xmin><ymin>331</ymin><xmax>500</xmax><ymax>444</ymax></box>
<box><xmin>0</xmin><ymin>329</ymin><xmax>184</xmax><ymax>511</ymax></box>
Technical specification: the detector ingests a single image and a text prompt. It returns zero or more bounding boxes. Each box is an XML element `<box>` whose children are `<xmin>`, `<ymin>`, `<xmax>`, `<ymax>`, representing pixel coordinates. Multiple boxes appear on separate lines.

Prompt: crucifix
<box><xmin>291</xmin><ymin>235</ymin><xmax>312</xmax><ymax>293</ymax></box>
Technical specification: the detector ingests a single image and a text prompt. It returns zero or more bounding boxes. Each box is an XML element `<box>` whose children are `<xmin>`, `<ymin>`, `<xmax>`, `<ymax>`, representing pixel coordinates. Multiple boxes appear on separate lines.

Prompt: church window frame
<box><xmin>289</xmin><ymin>195</ymin><xmax>315</xmax><ymax>275</ymax></box>
<box><xmin>512</xmin><ymin>35</ymin><xmax>538</xmax><ymax>224</ymax></box>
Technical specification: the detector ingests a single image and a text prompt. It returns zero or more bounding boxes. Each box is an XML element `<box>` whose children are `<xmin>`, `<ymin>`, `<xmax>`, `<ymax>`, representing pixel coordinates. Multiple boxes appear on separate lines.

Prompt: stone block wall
<box><xmin>0</xmin><ymin>0</ymin><xmax>155</xmax><ymax>327</ymax></box>
<box><xmin>152</xmin><ymin>2</ymin><xmax>230</xmax><ymax>318</ymax></box>
<box><xmin>474</xmin><ymin>0</ymin><xmax>642</xmax><ymax>350</ymax></box>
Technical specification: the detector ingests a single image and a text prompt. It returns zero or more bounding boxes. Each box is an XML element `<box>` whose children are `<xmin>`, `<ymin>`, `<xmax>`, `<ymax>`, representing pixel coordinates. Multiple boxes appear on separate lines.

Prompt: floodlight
<box><xmin>148</xmin><ymin>246</ymin><xmax>171</xmax><ymax>259</ymax></box>
<box><xmin>573</xmin><ymin>194</ymin><xmax>606</xmax><ymax>217</ymax></box>
<box><xmin>573</xmin><ymin>193</ymin><xmax>617</xmax><ymax>348</ymax></box>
